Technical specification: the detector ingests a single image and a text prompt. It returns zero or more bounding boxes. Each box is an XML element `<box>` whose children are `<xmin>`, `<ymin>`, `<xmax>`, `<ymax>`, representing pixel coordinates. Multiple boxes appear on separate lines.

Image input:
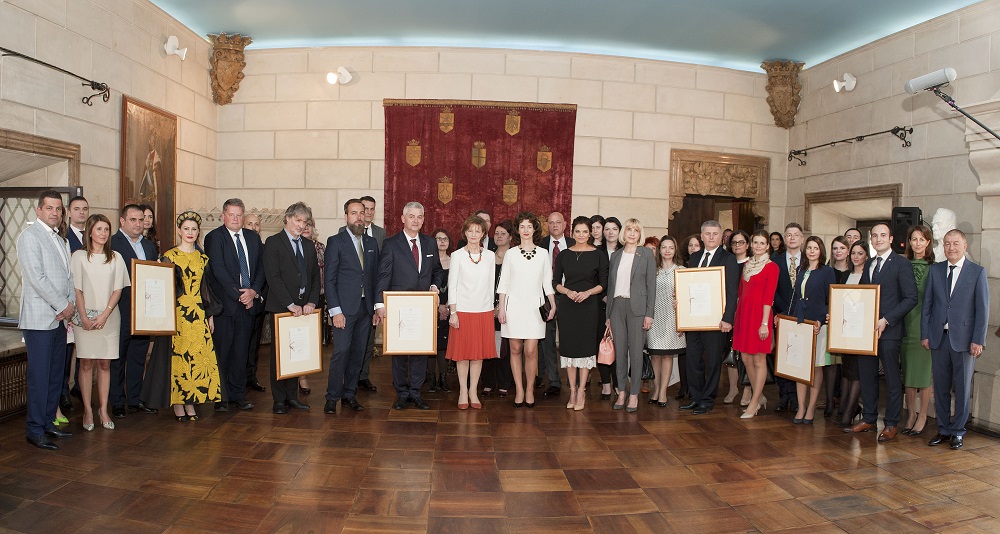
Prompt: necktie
<box><xmin>872</xmin><ymin>256</ymin><xmax>883</xmax><ymax>281</ymax></box>
<box><xmin>411</xmin><ymin>238</ymin><xmax>420</xmax><ymax>269</ymax></box>
<box><xmin>357</xmin><ymin>235</ymin><xmax>366</xmax><ymax>297</ymax></box>
<box><xmin>947</xmin><ymin>264</ymin><xmax>956</xmax><ymax>297</ymax></box>
<box><xmin>700</xmin><ymin>251</ymin><xmax>711</xmax><ymax>268</ymax></box>
<box><xmin>552</xmin><ymin>240</ymin><xmax>560</xmax><ymax>271</ymax></box>
<box><xmin>789</xmin><ymin>255</ymin><xmax>797</xmax><ymax>288</ymax></box>
<box><xmin>294</xmin><ymin>237</ymin><xmax>307</xmax><ymax>294</ymax></box>
<box><xmin>234</xmin><ymin>233</ymin><xmax>250</xmax><ymax>288</ymax></box>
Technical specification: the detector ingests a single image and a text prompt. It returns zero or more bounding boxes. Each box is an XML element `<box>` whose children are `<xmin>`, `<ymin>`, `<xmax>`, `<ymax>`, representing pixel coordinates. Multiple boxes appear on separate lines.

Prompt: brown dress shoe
<box><xmin>878</xmin><ymin>426</ymin><xmax>898</xmax><ymax>442</ymax></box>
<box><xmin>843</xmin><ymin>421</ymin><xmax>875</xmax><ymax>434</ymax></box>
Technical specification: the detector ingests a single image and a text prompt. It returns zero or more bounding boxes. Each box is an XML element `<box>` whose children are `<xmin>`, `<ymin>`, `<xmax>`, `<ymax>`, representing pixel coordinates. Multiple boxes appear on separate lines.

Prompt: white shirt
<box><xmin>869</xmin><ymin>250</ymin><xmax>892</xmax><ymax>280</ymax></box>
<box><xmin>231</xmin><ymin>228</ymin><xmax>251</xmax><ymax>279</ymax></box>
<box><xmin>403</xmin><ymin>230</ymin><xmax>422</xmax><ymax>271</ymax></box>
<box><xmin>614</xmin><ymin>251</ymin><xmax>635</xmax><ymax>298</ymax></box>
<box><xmin>70</xmin><ymin>225</ymin><xmax>84</xmax><ymax>246</ymax></box>
<box><xmin>700</xmin><ymin>247</ymin><xmax>720</xmax><ymax>267</ymax></box>
<box><xmin>785</xmin><ymin>250</ymin><xmax>801</xmax><ymax>272</ymax></box>
<box><xmin>548</xmin><ymin>235</ymin><xmax>568</xmax><ymax>256</ymax></box>
<box><xmin>119</xmin><ymin>229</ymin><xmax>146</xmax><ymax>260</ymax></box>
<box><xmin>944</xmin><ymin>256</ymin><xmax>966</xmax><ymax>330</ymax></box>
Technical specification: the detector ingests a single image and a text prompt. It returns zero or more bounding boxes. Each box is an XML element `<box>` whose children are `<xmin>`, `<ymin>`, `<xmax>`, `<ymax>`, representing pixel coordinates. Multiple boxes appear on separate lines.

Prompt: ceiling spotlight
<box><xmin>833</xmin><ymin>73</ymin><xmax>856</xmax><ymax>93</ymax></box>
<box><xmin>164</xmin><ymin>36</ymin><xmax>187</xmax><ymax>61</ymax></box>
<box><xmin>326</xmin><ymin>66</ymin><xmax>353</xmax><ymax>85</ymax></box>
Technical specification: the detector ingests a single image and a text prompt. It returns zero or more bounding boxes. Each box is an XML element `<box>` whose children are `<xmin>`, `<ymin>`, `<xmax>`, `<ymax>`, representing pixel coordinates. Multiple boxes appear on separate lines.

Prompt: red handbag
<box><xmin>598</xmin><ymin>326</ymin><xmax>615</xmax><ymax>365</ymax></box>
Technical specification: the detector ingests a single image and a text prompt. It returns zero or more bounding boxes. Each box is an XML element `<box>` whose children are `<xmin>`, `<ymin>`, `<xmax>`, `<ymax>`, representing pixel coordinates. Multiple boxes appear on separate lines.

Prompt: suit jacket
<box><xmin>376</xmin><ymin>231</ymin><xmax>444</xmax><ymax>302</ymax></box>
<box><xmin>539</xmin><ymin>235</ymin><xmax>576</xmax><ymax>255</ymax></box>
<box><xmin>204</xmin><ymin>225</ymin><xmax>266</xmax><ymax>316</ymax></box>
<box><xmin>921</xmin><ymin>259</ymin><xmax>989</xmax><ymax>351</ymax></box>
<box><xmin>771</xmin><ymin>250</ymin><xmax>801</xmax><ymax>316</ymax></box>
<box><xmin>861</xmin><ymin>251</ymin><xmax>918</xmax><ymax>340</ymax></box>
<box><xmin>789</xmin><ymin>264</ymin><xmax>836</xmax><ymax>324</ymax></box>
<box><xmin>262</xmin><ymin>232</ymin><xmax>321</xmax><ymax>313</ymax></box>
<box><xmin>688</xmin><ymin>247</ymin><xmax>740</xmax><ymax>324</ymax></box>
<box><xmin>341</xmin><ymin>223</ymin><xmax>386</xmax><ymax>251</ymax></box>
<box><xmin>66</xmin><ymin>226</ymin><xmax>84</xmax><ymax>253</ymax></box>
<box><xmin>325</xmin><ymin>229</ymin><xmax>378</xmax><ymax>316</ymax></box>
<box><xmin>111</xmin><ymin>230</ymin><xmax>158</xmax><ymax>329</ymax></box>
<box><xmin>605</xmin><ymin>246</ymin><xmax>657</xmax><ymax>318</ymax></box>
<box><xmin>17</xmin><ymin>221</ymin><xmax>74</xmax><ymax>330</ymax></box>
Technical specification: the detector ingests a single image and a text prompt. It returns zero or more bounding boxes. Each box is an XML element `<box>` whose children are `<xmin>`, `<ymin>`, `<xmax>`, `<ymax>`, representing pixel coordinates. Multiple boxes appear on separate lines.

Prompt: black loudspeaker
<box><xmin>891</xmin><ymin>206</ymin><xmax>922</xmax><ymax>254</ymax></box>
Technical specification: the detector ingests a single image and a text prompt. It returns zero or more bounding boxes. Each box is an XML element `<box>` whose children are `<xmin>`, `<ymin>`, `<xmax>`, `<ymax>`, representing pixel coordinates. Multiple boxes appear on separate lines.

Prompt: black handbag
<box><xmin>737</xmin><ymin>353</ymin><xmax>776</xmax><ymax>386</ymax></box>
<box><xmin>641</xmin><ymin>351</ymin><xmax>655</xmax><ymax>380</ymax></box>
<box><xmin>722</xmin><ymin>348</ymin><xmax>738</xmax><ymax>368</ymax></box>
<box><xmin>539</xmin><ymin>298</ymin><xmax>554</xmax><ymax>322</ymax></box>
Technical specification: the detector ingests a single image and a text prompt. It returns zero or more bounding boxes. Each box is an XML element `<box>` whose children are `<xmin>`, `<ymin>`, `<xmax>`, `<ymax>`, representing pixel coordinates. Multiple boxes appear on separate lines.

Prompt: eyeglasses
<box><xmin>730</xmin><ymin>240</ymin><xmax>747</xmax><ymax>246</ymax></box>
<box><xmin>435</xmin><ymin>237</ymin><xmax>449</xmax><ymax>241</ymax></box>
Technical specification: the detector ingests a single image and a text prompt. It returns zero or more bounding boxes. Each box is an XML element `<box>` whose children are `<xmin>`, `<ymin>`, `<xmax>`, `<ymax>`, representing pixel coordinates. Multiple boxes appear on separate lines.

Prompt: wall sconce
<box><xmin>833</xmin><ymin>73</ymin><xmax>856</xmax><ymax>92</ymax></box>
<box><xmin>164</xmin><ymin>36</ymin><xmax>187</xmax><ymax>61</ymax></box>
<box><xmin>326</xmin><ymin>66</ymin><xmax>353</xmax><ymax>85</ymax></box>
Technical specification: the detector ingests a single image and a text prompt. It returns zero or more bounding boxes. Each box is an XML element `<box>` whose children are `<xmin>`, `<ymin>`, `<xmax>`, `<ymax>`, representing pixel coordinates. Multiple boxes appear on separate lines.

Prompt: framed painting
<box><xmin>120</xmin><ymin>96</ymin><xmax>177</xmax><ymax>249</ymax></box>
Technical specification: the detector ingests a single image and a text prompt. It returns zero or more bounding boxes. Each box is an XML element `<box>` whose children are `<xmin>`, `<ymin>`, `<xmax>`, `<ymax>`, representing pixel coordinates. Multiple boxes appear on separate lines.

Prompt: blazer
<box><xmin>921</xmin><ymin>259</ymin><xmax>989</xmax><ymax>352</ymax></box>
<box><xmin>66</xmin><ymin>227</ymin><xmax>84</xmax><ymax>253</ymax></box>
<box><xmin>605</xmin><ymin>246</ymin><xmax>657</xmax><ymax>318</ymax></box>
<box><xmin>861</xmin><ymin>251</ymin><xmax>918</xmax><ymax>340</ymax></box>
<box><xmin>262</xmin><ymin>232</ymin><xmax>321</xmax><ymax>313</ymax></box>
<box><xmin>789</xmin><ymin>264</ymin><xmax>836</xmax><ymax>324</ymax></box>
<box><xmin>688</xmin><ymin>247</ymin><xmax>740</xmax><ymax>324</ymax></box>
<box><xmin>204</xmin><ymin>225</ymin><xmax>266</xmax><ymax>316</ymax></box>
<box><xmin>111</xmin><ymin>230</ymin><xmax>158</xmax><ymax>329</ymax></box>
<box><xmin>376</xmin><ymin>231</ymin><xmax>444</xmax><ymax>303</ymax></box>
<box><xmin>17</xmin><ymin>220</ymin><xmax>74</xmax><ymax>330</ymax></box>
<box><xmin>539</xmin><ymin>235</ymin><xmax>576</xmax><ymax>255</ymax></box>
<box><xmin>771</xmin><ymin>250</ymin><xmax>801</xmax><ymax>316</ymax></box>
<box><xmin>325</xmin><ymin>229</ymin><xmax>379</xmax><ymax>317</ymax></box>
<box><xmin>341</xmin><ymin>223</ymin><xmax>386</xmax><ymax>251</ymax></box>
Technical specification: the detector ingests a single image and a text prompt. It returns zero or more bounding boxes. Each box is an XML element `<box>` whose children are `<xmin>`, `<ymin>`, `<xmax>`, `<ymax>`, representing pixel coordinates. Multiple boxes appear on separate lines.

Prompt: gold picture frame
<box><xmin>674</xmin><ymin>266</ymin><xmax>726</xmax><ymax>332</ymax></box>
<box><xmin>382</xmin><ymin>291</ymin><xmax>439</xmax><ymax>355</ymax></box>
<box><xmin>273</xmin><ymin>310</ymin><xmax>323</xmax><ymax>380</ymax></box>
<box><xmin>121</xmin><ymin>96</ymin><xmax>177</xmax><ymax>249</ymax></box>
<box><xmin>827</xmin><ymin>284</ymin><xmax>881</xmax><ymax>356</ymax></box>
<box><xmin>774</xmin><ymin>314</ymin><xmax>818</xmax><ymax>386</ymax></box>
<box><xmin>130</xmin><ymin>259</ymin><xmax>177</xmax><ymax>336</ymax></box>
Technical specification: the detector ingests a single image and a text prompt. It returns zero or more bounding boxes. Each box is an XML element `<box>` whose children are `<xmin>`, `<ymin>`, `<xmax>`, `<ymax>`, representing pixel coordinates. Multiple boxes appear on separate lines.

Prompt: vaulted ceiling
<box><xmin>150</xmin><ymin>0</ymin><xmax>982</xmax><ymax>72</ymax></box>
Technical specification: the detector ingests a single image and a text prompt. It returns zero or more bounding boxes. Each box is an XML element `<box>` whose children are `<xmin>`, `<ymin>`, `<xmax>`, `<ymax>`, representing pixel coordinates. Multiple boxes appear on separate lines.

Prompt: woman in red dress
<box><xmin>732</xmin><ymin>230</ymin><xmax>778</xmax><ymax>419</ymax></box>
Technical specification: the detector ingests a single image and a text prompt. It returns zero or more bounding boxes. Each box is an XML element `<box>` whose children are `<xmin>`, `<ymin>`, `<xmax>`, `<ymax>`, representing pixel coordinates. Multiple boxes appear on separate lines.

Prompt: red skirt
<box><xmin>445</xmin><ymin>311</ymin><xmax>499</xmax><ymax>361</ymax></box>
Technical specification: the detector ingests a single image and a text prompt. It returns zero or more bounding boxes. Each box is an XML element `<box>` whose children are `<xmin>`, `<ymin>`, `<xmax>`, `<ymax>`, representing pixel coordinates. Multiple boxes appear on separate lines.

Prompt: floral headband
<box><xmin>175</xmin><ymin>210</ymin><xmax>202</xmax><ymax>228</ymax></box>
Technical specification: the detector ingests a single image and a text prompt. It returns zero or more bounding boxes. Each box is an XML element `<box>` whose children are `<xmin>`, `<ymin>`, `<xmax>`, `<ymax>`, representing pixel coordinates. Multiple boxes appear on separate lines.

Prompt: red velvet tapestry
<box><xmin>383</xmin><ymin>99</ymin><xmax>576</xmax><ymax>237</ymax></box>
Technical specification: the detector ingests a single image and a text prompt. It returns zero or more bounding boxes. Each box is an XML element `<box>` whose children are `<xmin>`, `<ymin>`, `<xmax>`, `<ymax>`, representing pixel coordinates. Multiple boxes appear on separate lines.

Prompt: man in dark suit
<box><xmin>324</xmin><ymin>199</ymin><xmax>379</xmax><ymax>414</ymax></box>
<box><xmin>356</xmin><ymin>195</ymin><xmax>386</xmax><ymax>392</ymax></box>
<box><xmin>375</xmin><ymin>201</ymin><xmax>444</xmax><ymax>410</ymax></box>
<box><xmin>205</xmin><ymin>198</ymin><xmax>265</xmax><ymax>412</ymax></box>
<box><xmin>922</xmin><ymin>229</ymin><xmax>989</xmax><ymax>450</ymax></box>
<box><xmin>681</xmin><ymin>220</ymin><xmax>739</xmax><ymax>415</ymax></box>
<box><xmin>263</xmin><ymin>202</ymin><xmax>321</xmax><ymax>414</ymax></box>
<box><xmin>242</xmin><ymin>213</ymin><xmax>267</xmax><ymax>393</ymax></box>
<box><xmin>844</xmin><ymin>222</ymin><xmax>917</xmax><ymax>442</ymax></box>
<box><xmin>771</xmin><ymin>222</ymin><xmax>804</xmax><ymax>412</ymax></box>
<box><xmin>109</xmin><ymin>204</ymin><xmax>159</xmax><ymax>418</ymax></box>
<box><xmin>61</xmin><ymin>195</ymin><xmax>88</xmax><ymax>411</ymax></box>
<box><xmin>538</xmin><ymin>211</ymin><xmax>574</xmax><ymax>396</ymax></box>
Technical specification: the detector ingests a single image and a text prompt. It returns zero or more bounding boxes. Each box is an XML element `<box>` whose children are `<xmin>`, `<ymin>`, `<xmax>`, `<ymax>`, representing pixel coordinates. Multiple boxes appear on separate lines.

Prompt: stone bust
<box><xmin>931</xmin><ymin>208</ymin><xmax>957</xmax><ymax>260</ymax></box>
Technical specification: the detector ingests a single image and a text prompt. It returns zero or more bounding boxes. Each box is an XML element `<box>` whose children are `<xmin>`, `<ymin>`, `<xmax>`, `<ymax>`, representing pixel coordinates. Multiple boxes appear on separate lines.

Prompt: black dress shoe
<box><xmin>27</xmin><ymin>434</ymin><xmax>58</xmax><ymax>450</ymax></box>
<box><xmin>927</xmin><ymin>433</ymin><xmax>950</xmax><ymax>446</ymax></box>
<box><xmin>534</xmin><ymin>377</ymin><xmax>544</xmax><ymax>389</ymax></box>
<box><xmin>112</xmin><ymin>405</ymin><xmax>126</xmax><ymax>418</ymax></box>
<box><xmin>392</xmin><ymin>397</ymin><xmax>408</xmax><ymax>410</ymax></box>
<box><xmin>679</xmin><ymin>401</ymin><xmax>699</xmax><ymax>411</ymax></box>
<box><xmin>130</xmin><ymin>403</ymin><xmax>158</xmax><ymax>414</ymax></box>
<box><xmin>411</xmin><ymin>397</ymin><xmax>431</xmax><ymax>410</ymax></box>
<box><xmin>286</xmin><ymin>399</ymin><xmax>310</xmax><ymax>410</ymax></box>
<box><xmin>438</xmin><ymin>374</ymin><xmax>451</xmax><ymax>392</ymax></box>
<box><xmin>324</xmin><ymin>400</ymin><xmax>337</xmax><ymax>414</ymax></box>
<box><xmin>45</xmin><ymin>428</ymin><xmax>73</xmax><ymax>438</ymax></box>
<box><xmin>543</xmin><ymin>386</ymin><xmax>561</xmax><ymax>396</ymax></box>
<box><xmin>427</xmin><ymin>374</ymin><xmax>438</xmax><ymax>393</ymax></box>
<box><xmin>692</xmin><ymin>405</ymin><xmax>713</xmax><ymax>415</ymax></box>
<box><xmin>272</xmin><ymin>402</ymin><xmax>288</xmax><ymax>414</ymax></box>
<box><xmin>59</xmin><ymin>394</ymin><xmax>73</xmax><ymax>412</ymax></box>
<box><xmin>950</xmin><ymin>435</ymin><xmax>964</xmax><ymax>450</ymax></box>
<box><xmin>342</xmin><ymin>397</ymin><xmax>365</xmax><ymax>411</ymax></box>
<box><xmin>358</xmin><ymin>379</ymin><xmax>378</xmax><ymax>392</ymax></box>
<box><xmin>773</xmin><ymin>402</ymin><xmax>789</xmax><ymax>413</ymax></box>
<box><xmin>246</xmin><ymin>380</ymin><xmax>266</xmax><ymax>392</ymax></box>
<box><xmin>215</xmin><ymin>402</ymin><xmax>229</xmax><ymax>412</ymax></box>
<box><xmin>231</xmin><ymin>400</ymin><xmax>254</xmax><ymax>410</ymax></box>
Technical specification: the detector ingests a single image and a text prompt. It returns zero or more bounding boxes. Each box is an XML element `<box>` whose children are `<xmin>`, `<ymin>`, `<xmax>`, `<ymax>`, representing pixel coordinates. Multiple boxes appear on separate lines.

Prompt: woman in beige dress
<box><xmin>71</xmin><ymin>214</ymin><xmax>130</xmax><ymax>431</ymax></box>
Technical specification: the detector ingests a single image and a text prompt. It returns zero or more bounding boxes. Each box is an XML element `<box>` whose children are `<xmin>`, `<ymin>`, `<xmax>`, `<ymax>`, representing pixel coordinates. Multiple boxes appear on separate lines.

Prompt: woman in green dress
<box><xmin>901</xmin><ymin>224</ymin><xmax>934</xmax><ymax>435</ymax></box>
<box><xmin>164</xmin><ymin>211</ymin><xmax>222</xmax><ymax>421</ymax></box>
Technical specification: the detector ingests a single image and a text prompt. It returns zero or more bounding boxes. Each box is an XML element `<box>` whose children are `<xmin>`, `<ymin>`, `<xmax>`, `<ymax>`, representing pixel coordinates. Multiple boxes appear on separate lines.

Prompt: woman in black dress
<box><xmin>554</xmin><ymin>217</ymin><xmax>609</xmax><ymax>410</ymax></box>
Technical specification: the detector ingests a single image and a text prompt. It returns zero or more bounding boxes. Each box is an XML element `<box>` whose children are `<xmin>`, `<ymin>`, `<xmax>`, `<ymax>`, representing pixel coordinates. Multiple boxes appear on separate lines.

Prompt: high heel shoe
<box><xmin>82</xmin><ymin>415</ymin><xmax>94</xmax><ymax>431</ymax></box>
<box><xmin>648</xmin><ymin>397</ymin><xmax>659</xmax><ymax>404</ymax></box>
<box><xmin>574</xmin><ymin>390</ymin><xmax>586</xmax><ymax>411</ymax></box>
<box><xmin>740</xmin><ymin>409</ymin><xmax>757</xmax><ymax>419</ymax></box>
<box><xmin>625</xmin><ymin>395</ymin><xmax>639</xmax><ymax>413</ymax></box>
<box><xmin>759</xmin><ymin>397</ymin><xmax>767</xmax><ymax>411</ymax></box>
<box><xmin>100</xmin><ymin>417</ymin><xmax>115</xmax><ymax>430</ymax></box>
<box><xmin>176</xmin><ymin>415</ymin><xmax>190</xmax><ymax>422</ymax></box>
<box><xmin>612</xmin><ymin>394</ymin><xmax>625</xmax><ymax>410</ymax></box>
<box><xmin>567</xmin><ymin>388</ymin><xmax>577</xmax><ymax>409</ymax></box>
<box><xmin>723</xmin><ymin>391</ymin><xmax>737</xmax><ymax>404</ymax></box>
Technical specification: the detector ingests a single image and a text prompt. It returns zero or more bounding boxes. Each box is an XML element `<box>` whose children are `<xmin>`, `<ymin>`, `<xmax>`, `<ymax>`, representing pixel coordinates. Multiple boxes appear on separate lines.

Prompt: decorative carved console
<box><xmin>668</xmin><ymin>149</ymin><xmax>770</xmax><ymax>224</ymax></box>
<box><xmin>207</xmin><ymin>32</ymin><xmax>252</xmax><ymax>105</ymax></box>
<box><xmin>761</xmin><ymin>60</ymin><xmax>804</xmax><ymax>129</ymax></box>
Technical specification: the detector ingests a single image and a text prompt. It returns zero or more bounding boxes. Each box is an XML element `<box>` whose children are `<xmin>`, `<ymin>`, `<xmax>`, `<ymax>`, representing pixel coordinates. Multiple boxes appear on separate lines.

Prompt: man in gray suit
<box><xmin>921</xmin><ymin>229</ymin><xmax>989</xmax><ymax>450</ymax></box>
<box><xmin>18</xmin><ymin>190</ymin><xmax>76</xmax><ymax>450</ymax></box>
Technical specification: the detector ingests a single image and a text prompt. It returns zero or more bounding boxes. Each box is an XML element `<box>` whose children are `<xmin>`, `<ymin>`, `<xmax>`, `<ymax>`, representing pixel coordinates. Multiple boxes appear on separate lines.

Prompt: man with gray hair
<box><xmin>375</xmin><ymin>201</ymin><xmax>444</xmax><ymax>410</ymax></box>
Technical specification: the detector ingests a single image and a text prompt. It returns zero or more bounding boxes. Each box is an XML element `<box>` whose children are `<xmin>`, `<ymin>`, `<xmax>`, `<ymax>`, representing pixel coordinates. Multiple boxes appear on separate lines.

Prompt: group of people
<box><xmin>17</xmin><ymin>189</ymin><xmax>988</xmax><ymax>452</ymax></box>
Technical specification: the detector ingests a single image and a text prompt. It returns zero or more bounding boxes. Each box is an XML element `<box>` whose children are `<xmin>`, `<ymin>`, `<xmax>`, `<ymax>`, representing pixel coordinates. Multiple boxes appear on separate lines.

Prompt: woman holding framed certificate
<box><xmin>732</xmin><ymin>231</ymin><xmax>778</xmax><ymax>419</ymax></box>
<box><xmin>836</xmin><ymin>241</ymin><xmax>871</xmax><ymax>428</ymax></box>
<box><xmin>789</xmin><ymin>236</ymin><xmax>836</xmax><ymax>424</ymax></box>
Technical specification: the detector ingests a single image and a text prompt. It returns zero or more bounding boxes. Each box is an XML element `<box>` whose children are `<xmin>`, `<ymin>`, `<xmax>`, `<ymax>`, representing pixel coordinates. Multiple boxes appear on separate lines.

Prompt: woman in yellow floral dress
<box><xmin>163</xmin><ymin>211</ymin><xmax>222</xmax><ymax>420</ymax></box>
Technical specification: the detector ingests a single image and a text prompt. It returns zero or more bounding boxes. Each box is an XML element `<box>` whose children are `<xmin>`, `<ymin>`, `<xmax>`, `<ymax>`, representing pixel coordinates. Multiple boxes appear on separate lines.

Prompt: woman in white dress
<box><xmin>646</xmin><ymin>235</ymin><xmax>685</xmax><ymax>407</ymax></box>
<box><xmin>497</xmin><ymin>212</ymin><xmax>556</xmax><ymax>408</ymax></box>
<box><xmin>70</xmin><ymin>214</ymin><xmax>130</xmax><ymax>431</ymax></box>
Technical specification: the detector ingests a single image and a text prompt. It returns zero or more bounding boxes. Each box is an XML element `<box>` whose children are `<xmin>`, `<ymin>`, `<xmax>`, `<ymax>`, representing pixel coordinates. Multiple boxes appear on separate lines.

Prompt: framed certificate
<box><xmin>827</xmin><ymin>284</ymin><xmax>880</xmax><ymax>356</ymax></box>
<box><xmin>774</xmin><ymin>314</ymin><xmax>818</xmax><ymax>385</ymax></box>
<box><xmin>674</xmin><ymin>266</ymin><xmax>725</xmax><ymax>331</ymax></box>
<box><xmin>131</xmin><ymin>259</ymin><xmax>177</xmax><ymax>336</ymax></box>
<box><xmin>382</xmin><ymin>291</ymin><xmax>439</xmax><ymax>355</ymax></box>
<box><xmin>274</xmin><ymin>310</ymin><xmax>323</xmax><ymax>380</ymax></box>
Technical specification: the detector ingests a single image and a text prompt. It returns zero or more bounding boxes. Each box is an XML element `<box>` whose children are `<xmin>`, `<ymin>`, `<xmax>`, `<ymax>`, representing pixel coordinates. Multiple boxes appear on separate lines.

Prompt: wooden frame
<box><xmin>774</xmin><ymin>314</ymin><xmax>818</xmax><ymax>385</ymax></box>
<box><xmin>674</xmin><ymin>266</ymin><xmax>725</xmax><ymax>331</ymax></box>
<box><xmin>121</xmin><ymin>96</ymin><xmax>177</xmax><ymax>249</ymax></box>
<box><xmin>827</xmin><ymin>284</ymin><xmax>881</xmax><ymax>356</ymax></box>
<box><xmin>273</xmin><ymin>310</ymin><xmax>323</xmax><ymax>380</ymax></box>
<box><xmin>130</xmin><ymin>259</ymin><xmax>177</xmax><ymax>336</ymax></box>
<box><xmin>382</xmin><ymin>291</ymin><xmax>439</xmax><ymax>355</ymax></box>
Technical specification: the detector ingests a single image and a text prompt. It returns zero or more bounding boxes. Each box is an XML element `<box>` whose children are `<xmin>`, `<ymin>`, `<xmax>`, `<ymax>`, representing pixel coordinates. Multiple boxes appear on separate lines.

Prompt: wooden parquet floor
<box><xmin>2</xmin><ymin>353</ymin><xmax>1000</xmax><ymax>533</ymax></box>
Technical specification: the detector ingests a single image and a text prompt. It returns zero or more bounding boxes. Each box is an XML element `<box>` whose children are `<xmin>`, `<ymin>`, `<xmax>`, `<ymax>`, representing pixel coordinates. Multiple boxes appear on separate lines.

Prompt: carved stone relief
<box><xmin>761</xmin><ymin>60</ymin><xmax>804</xmax><ymax>129</ymax></box>
<box><xmin>208</xmin><ymin>32</ymin><xmax>252</xmax><ymax>106</ymax></box>
<box><xmin>668</xmin><ymin>149</ymin><xmax>770</xmax><ymax>224</ymax></box>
